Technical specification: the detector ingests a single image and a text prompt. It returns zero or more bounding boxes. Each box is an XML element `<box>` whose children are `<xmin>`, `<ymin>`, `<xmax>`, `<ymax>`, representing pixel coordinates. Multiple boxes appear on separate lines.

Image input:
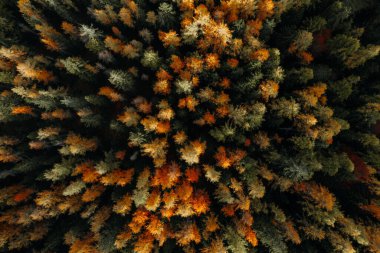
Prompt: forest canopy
<box><xmin>0</xmin><ymin>0</ymin><xmax>379</xmax><ymax>252</ymax></box>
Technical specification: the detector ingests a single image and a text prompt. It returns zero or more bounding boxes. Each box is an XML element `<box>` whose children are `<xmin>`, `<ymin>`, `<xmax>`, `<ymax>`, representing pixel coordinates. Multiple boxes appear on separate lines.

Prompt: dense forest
<box><xmin>0</xmin><ymin>0</ymin><xmax>379</xmax><ymax>252</ymax></box>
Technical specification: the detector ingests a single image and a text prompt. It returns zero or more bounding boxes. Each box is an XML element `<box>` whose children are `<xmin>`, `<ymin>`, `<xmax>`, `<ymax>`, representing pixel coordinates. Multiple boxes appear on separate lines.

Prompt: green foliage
<box><xmin>63</xmin><ymin>180</ymin><xmax>86</xmax><ymax>196</ymax></box>
<box><xmin>270</xmin><ymin>98</ymin><xmax>300</xmax><ymax>119</ymax></box>
<box><xmin>157</xmin><ymin>3</ymin><xmax>176</xmax><ymax>28</ymax></box>
<box><xmin>345</xmin><ymin>44</ymin><xmax>380</xmax><ymax>68</ymax></box>
<box><xmin>302</xmin><ymin>16</ymin><xmax>327</xmax><ymax>32</ymax></box>
<box><xmin>95</xmin><ymin>151</ymin><xmax>120</xmax><ymax>175</ymax></box>
<box><xmin>229</xmin><ymin>103</ymin><xmax>266</xmax><ymax>131</ymax></box>
<box><xmin>326</xmin><ymin>1</ymin><xmax>352</xmax><ymax>29</ymax></box>
<box><xmin>109</xmin><ymin>70</ymin><xmax>134</xmax><ymax>91</ymax></box>
<box><xmin>0</xmin><ymin>2</ymin><xmax>18</xmax><ymax>45</ymax></box>
<box><xmin>329</xmin><ymin>75</ymin><xmax>360</xmax><ymax>103</ymax></box>
<box><xmin>290</xmin><ymin>136</ymin><xmax>315</xmax><ymax>150</ymax></box>
<box><xmin>286</xmin><ymin>67</ymin><xmax>314</xmax><ymax>84</ymax></box>
<box><xmin>224</xmin><ymin>226</ymin><xmax>248</xmax><ymax>253</ymax></box>
<box><xmin>254</xmin><ymin>218</ymin><xmax>288</xmax><ymax>253</ymax></box>
<box><xmin>292</xmin><ymin>30</ymin><xmax>313</xmax><ymax>51</ymax></box>
<box><xmin>283</xmin><ymin>153</ymin><xmax>322</xmax><ymax>181</ymax></box>
<box><xmin>175</xmin><ymin>79</ymin><xmax>193</xmax><ymax>94</ymax></box>
<box><xmin>328</xmin><ymin>34</ymin><xmax>360</xmax><ymax>62</ymax></box>
<box><xmin>140</xmin><ymin>50</ymin><xmax>160</xmax><ymax>70</ymax></box>
<box><xmin>44</xmin><ymin>158</ymin><xmax>76</xmax><ymax>181</ymax></box>
<box><xmin>0</xmin><ymin>71</ymin><xmax>14</xmax><ymax>84</ymax></box>
<box><xmin>60</xmin><ymin>57</ymin><xmax>93</xmax><ymax>80</ymax></box>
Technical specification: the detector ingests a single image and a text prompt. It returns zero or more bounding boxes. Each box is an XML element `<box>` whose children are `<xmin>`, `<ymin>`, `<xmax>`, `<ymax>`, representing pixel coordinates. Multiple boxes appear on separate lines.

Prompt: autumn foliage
<box><xmin>0</xmin><ymin>0</ymin><xmax>379</xmax><ymax>253</ymax></box>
